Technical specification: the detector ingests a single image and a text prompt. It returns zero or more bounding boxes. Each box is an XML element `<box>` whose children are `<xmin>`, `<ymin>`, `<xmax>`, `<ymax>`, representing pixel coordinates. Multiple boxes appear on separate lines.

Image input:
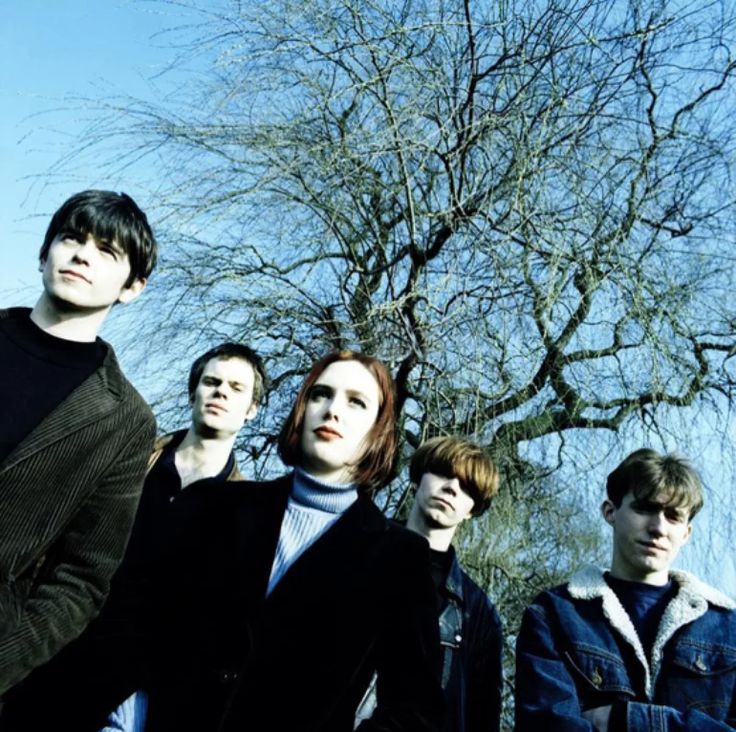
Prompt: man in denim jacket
<box><xmin>355</xmin><ymin>436</ymin><xmax>504</xmax><ymax>732</ymax></box>
<box><xmin>515</xmin><ymin>448</ymin><xmax>736</xmax><ymax>731</ymax></box>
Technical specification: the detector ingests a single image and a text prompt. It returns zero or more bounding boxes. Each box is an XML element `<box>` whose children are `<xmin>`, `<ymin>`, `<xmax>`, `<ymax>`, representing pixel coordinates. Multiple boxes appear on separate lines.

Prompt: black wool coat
<box><xmin>147</xmin><ymin>474</ymin><xmax>444</xmax><ymax>732</ymax></box>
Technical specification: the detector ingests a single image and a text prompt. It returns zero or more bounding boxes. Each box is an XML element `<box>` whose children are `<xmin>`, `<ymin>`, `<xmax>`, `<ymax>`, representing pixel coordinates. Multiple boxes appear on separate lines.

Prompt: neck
<box><xmin>610</xmin><ymin>551</ymin><xmax>671</xmax><ymax>587</ymax></box>
<box><xmin>31</xmin><ymin>292</ymin><xmax>109</xmax><ymax>342</ymax></box>
<box><xmin>406</xmin><ymin>508</ymin><xmax>456</xmax><ymax>552</ymax></box>
<box><xmin>174</xmin><ymin>427</ymin><xmax>236</xmax><ymax>488</ymax></box>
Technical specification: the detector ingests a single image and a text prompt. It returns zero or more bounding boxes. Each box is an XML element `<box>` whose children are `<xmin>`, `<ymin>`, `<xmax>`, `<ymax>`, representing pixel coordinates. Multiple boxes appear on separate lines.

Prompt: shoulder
<box><xmin>523</xmin><ymin>566</ymin><xmax>602</xmax><ymax>621</ymax></box>
<box><xmin>98</xmin><ymin>343</ymin><xmax>154</xmax><ymax>426</ymax></box>
<box><xmin>669</xmin><ymin>570</ymin><xmax>736</xmax><ymax>636</ymax></box>
<box><xmin>0</xmin><ymin>307</ymin><xmax>28</xmax><ymax>322</ymax></box>
<box><xmin>381</xmin><ymin>511</ymin><xmax>431</xmax><ymax>553</ymax></box>
<box><xmin>457</xmin><ymin>565</ymin><xmax>501</xmax><ymax>622</ymax></box>
<box><xmin>670</xmin><ymin>570</ymin><xmax>736</xmax><ymax>611</ymax></box>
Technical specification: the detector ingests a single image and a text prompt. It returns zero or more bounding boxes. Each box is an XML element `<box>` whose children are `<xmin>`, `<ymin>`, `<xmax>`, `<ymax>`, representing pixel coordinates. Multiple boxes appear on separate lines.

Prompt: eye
<box><xmin>231</xmin><ymin>383</ymin><xmax>244</xmax><ymax>393</ymax></box>
<box><xmin>309</xmin><ymin>385</ymin><xmax>330</xmax><ymax>401</ymax></box>
<box><xmin>349</xmin><ymin>395</ymin><xmax>367</xmax><ymax>408</ymax></box>
<box><xmin>60</xmin><ymin>231</ymin><xmax>84</xmax><ymax>244</ymax></box>
<box><xmin>665</xmin><ymin>509</ymin><xmax>687</xmax><ymax>524</ymax></box>
<box><xmin>98</xmin><ymin>242</ymin><xmax>119</xmax><ymax>259</ymax></box>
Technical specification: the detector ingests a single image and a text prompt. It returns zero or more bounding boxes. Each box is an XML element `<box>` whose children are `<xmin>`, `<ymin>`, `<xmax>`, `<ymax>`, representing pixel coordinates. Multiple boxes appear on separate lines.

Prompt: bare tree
<box><xmin>84</xmin><ymin>0</ymin><xmax>735</xmax><ymax>471</ymax></box>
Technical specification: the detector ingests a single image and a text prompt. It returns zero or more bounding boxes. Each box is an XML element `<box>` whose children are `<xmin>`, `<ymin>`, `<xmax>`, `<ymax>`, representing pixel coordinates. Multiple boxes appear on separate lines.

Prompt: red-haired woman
<box><xmin>146</xmin><ymin>351</ymin><xmax>443</xmax><ymax>731</ymax></box>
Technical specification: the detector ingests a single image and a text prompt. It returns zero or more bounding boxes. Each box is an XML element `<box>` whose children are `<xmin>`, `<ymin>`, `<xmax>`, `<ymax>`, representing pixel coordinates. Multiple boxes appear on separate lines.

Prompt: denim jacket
<box><xmin>515</xmin><ymin>565</ymin><xmax>736</xmax><ymax>731</ymax></box>
<box><xmin>356</xmin><ymin>548</ymin><xmax>503</xmax><ymax>732</ymax></box>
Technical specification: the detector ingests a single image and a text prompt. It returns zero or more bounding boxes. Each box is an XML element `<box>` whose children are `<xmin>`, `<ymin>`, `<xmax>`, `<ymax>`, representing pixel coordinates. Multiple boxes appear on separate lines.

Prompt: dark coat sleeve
<box><xmin>356</xmin><ymin>530</ymin><xmax>444</xmax><ymax>732</ymax></box>
<box><xmin>466</xmin><ymin>596</ymin><xmax>503</xmax><ymax>732</ymax></box>
<box><xmin>0</xmin><ymin>411</ymin><xmax>154</xmax><ymax>694</ymax></box>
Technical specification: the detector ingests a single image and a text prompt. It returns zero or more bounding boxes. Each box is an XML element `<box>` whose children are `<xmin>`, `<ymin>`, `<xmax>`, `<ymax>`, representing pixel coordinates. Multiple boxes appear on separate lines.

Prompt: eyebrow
<box><xmin>345</xmin><ymin>387</ymin><xmax>375</xmax><ymax>402</ymax></box>
<box><xmin>100</xmin><ymin>238</ymin><xmax>125</xmax><ymax>255</ymax></box>
<box><xmin>633</xmin><ymin>498</ymin><xmax>689</xmax><ymax>515</ymax></box>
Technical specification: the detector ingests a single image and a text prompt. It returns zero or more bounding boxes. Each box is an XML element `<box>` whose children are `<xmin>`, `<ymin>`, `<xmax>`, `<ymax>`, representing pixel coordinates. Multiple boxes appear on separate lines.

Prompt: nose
<box><xmin>647</xmin><ymin>511</ymin><xmax>667</xmax><ymax>536</ymax></box>
<box><xmin>71</xmin><ymin>237</ymin><xmax>96</xmax><ymax>264</ymax></box>
<box><xmin>322</xmin><ymin>395</ymin><xmax>340</xmax><ymax>421</ymax></box>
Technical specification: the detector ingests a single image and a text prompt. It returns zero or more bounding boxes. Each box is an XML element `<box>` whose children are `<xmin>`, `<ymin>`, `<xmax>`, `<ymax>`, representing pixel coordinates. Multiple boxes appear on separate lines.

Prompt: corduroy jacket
<box><xmin>515</xmin><ymin>565</ymin><xmax>736</xmax><ymax>731</ymax></box>
<box><xmin>0</xmin><ymin>307</ymin><xmax>155</xmax><ymax>694</ymax></box>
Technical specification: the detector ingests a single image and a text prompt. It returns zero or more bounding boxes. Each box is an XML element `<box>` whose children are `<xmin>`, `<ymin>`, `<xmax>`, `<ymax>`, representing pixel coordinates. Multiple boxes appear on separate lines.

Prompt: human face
<box><xmin>190</xmin><ymin>357</ymin><xmax>258</xmax><ymax>438</ymax></box>
<box><xmin>40</xmin><ymin>233</ymin><xmax>145</xmax><ymax>311</ymax></box>
<box><xmin>413</xmin><ymin>471</ymin><xmax>475</xmax><ymax>531</ymax></box>
<box><xmin>603</xmin><ymin>491</ymin><xmax>693</xmax><ymax>585</ymax></box>
<box><xmin>300</xmin><ymin>360</ymin><xmax>380</xmax><ymax>484</ymax></box>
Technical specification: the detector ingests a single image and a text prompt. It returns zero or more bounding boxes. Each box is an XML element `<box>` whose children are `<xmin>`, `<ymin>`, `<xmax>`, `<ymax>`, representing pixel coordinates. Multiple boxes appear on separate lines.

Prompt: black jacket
<box><xmin>356</xmin><ymin>546</ymin><xmax>503</xmax><ymax>732</ymax></box>
<box><xmin>438</xmin><ymin>549</ymin><xmax>503</xmax><ymax>732</ymax></box>
<box><xmin>147</xmin><ymin>474</ymin><xmax>444</xmax><ymax>732</ymax></box>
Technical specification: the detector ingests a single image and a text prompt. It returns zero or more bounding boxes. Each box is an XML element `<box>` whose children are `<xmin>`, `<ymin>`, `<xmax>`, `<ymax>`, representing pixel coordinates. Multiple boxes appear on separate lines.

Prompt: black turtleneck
<box><xmin>0</xmin><ymin>309</ymin><xmax>106</xmax><ymax>462</ymax></box>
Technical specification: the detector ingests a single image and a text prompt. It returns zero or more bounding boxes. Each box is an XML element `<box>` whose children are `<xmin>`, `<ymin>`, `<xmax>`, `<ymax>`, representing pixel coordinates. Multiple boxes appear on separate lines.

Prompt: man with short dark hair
<box><xmin>0</xmin><ymin>190</ymin><xmax>157</xmax><ymax>692</ymax></box>
<box><xmin>355</xmin><ymin>436</ymin><xmax>504</xmax><ymax>732</ymax></box>
<box><xmin>516</xmin><ymin>448</ymin><xmax>736</xmax><ymax>731</ymax></box>
<box><xmin>1</xmin><ymin>342</ymin><xmax>267</xmax><ymax>730</ymax></box>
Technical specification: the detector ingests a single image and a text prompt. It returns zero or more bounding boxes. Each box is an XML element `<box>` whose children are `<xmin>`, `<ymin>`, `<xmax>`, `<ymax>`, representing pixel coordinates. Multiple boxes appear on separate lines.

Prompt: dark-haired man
<box><xmin>516</xmin><ymin>448</ymin><xmax>736</xmax><ymax>731</ymax></box>
<box><xmin>356</xmin><ymin>436</ymin><xmax>504</xmax><ymax>732</ymax></box>
<box><xmin>0</xmin><ymin>190</ymin><xmax>157</xmax><ymax>693</ymax></box>
<box><xmin>1</xmin><ymin>342</ymin><xmax>267</xmax><ymax>730</ymax></box>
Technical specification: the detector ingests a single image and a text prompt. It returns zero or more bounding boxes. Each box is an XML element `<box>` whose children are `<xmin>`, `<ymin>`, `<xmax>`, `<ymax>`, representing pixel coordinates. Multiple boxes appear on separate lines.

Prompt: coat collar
<box><xmin>148</xmin><ymin>430</ymin><xmax>245</xmax><ymax>481</ymax></box>
<box><xmin>568</xmin><ymin>564</ymin><xmax>735</xmax><ymax>697</ymax></box>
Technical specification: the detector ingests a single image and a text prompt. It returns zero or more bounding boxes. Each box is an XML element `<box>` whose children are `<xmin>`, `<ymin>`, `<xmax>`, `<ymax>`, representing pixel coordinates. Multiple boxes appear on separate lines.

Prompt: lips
<box><xmin>432</xmin><ymin>496</ymin><xmax>453</xmax><ymax>511</ymax></box>
<box><xmin>60</xmin><ymin>269</ymin><xmax>91</xmax><ymax>284</ymax></box>
<box><xmin>638</xmin><ymin>541</ymin><xmax>666</xmax><ymax>554</ymax></box>
<box><xmin>314</xmin><ymin>426</ymin><xmax>342</xmax><ymax>439</ymax></box>
<box><xmin>205</xmin><ymin>403</ymin><xmax>227</xmax><ymax>414</ymax></box>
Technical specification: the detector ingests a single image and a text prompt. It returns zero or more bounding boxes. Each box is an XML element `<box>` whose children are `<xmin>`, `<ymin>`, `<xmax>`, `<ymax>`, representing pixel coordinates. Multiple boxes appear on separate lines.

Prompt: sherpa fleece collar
<box><xmin>568</xmin><ymin>565</ymin><xmax>735</xmax><ymax>698</ymax></box>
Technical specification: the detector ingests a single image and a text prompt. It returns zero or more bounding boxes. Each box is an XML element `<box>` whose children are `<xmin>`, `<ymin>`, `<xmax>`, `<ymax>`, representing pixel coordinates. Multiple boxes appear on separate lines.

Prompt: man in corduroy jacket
<box><xmin>0</xmin><ymin>190</ymin><xmax>157</xmax><ymax>695</ymax></box>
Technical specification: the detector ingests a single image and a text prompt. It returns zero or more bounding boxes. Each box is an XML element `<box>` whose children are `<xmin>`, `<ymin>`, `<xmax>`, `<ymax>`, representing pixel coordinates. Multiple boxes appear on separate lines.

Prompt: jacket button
<box><xmin>455</xmin><ymin>634</ymin><xmax>462</xmax><ymax>643</ymax></box>
<box><xmin>591</xmin><ymin>668</ymin><xmax>603</xmax><ymax>687</ymax></box>
<box><xmin>695</xmin><ymin>656</ymin><xmax>707</xmax><ymax>671</ymax></box>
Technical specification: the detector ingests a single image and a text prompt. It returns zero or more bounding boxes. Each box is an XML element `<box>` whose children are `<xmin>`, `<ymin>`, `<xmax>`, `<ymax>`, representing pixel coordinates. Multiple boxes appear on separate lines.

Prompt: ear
<box><xmin>601</xmin><ymin>499</ymin><xmax>616</xmax><ymax>527</ymax></box>
<box><xmin>245</xmin><ymin>402</ymin><xmax>258</xmax><ymax>421</ymax></box>
<box><xmin>38</xmin><ymin>258</ymin><xmax>46</xmax><ymax>273</ymax></box>
<box><xmin>683</xmin><ymin>522</ymin><xmax>694</xmax><ymax>544</ymax></box>
<box><xmin>118</xmin><ymin>277</ymin><xmax>146</xmax><ymax>304</ymax></box>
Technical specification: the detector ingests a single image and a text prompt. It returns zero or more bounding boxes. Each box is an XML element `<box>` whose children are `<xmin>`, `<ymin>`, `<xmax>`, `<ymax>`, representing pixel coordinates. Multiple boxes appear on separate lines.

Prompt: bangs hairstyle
<box><xmin>606</xmin><ymin>448</ymin><xmax>704</xmax><ymax>519</ymax></box>
<box><xmin>188</xmin><ymin>342</ymin><xmax>268</xmax><ymax>406</ymax></box>
<box><xmin>278</xmin><ymin>350</ymin><xmax>397</xmax><ymax>493</ymax></box>
<box><xmin>410</xmin><ymin>436</ymin><xmax>499</xmax><ymax>516</ymax></box>
<box><xmin>40</xmin><ymin>190</ymin><xmax>157</xmax><ymax>286</ymax></box>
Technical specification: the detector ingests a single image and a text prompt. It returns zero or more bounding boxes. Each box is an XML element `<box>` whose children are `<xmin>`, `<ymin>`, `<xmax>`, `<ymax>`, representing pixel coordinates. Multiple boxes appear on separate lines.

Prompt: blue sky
<box><xmin>1</xmin><ymin>0</ymin><xmax>734</xmax><ymax>593</ymax></box>
<box><xmin>0</xmin><ymin>1</ymin><xmax>180</xmax><ymax>300</ymax></box>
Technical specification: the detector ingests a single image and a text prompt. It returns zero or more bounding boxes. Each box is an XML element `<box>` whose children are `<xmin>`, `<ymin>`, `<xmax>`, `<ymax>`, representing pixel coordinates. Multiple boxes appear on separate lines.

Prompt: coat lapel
<box><xmin>265</xmin><ymin>494</ymin><xmax>386</xmax><ymax>606</ymax></box>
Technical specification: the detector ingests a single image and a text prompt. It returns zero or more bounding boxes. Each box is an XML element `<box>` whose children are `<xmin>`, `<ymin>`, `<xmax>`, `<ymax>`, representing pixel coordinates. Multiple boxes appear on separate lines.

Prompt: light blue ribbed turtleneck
<box><xmin>267</xmin><ymin>468</ymin><xmax>357</xmax><ymax>595</ymax></box>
